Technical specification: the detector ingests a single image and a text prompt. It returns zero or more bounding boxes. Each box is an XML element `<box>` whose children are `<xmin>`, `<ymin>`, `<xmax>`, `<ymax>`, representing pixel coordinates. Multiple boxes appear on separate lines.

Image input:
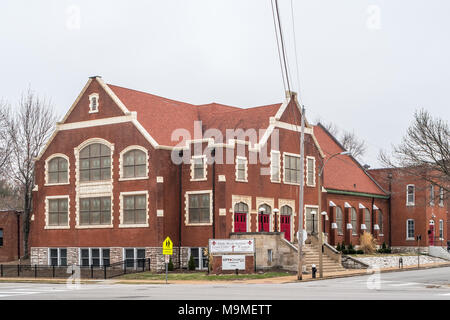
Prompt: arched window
<box><xmin>123</xmin><ymin>149</ymin><xmax>146</xmax><ymax>178</ymax></box>
<box><xmin>378</xmin><ymin>211</ymin><xmax>383</xmax><ymax>234</ymax></box>
<box><xmin>351</xmin><ymin>208</ymin><xmax>357</xmax><ymax>235</ymax></box>
<box><xmin>280</xmin><ymin>205</ymin><xmax>292</xmax><ymax>215</ymax></box>
<box><xmin>48</xmin><ymin>157</ymin><xmax>68</xmax><ymax>184</ymax></box>
<box><xmin>364</xmin><ymin>208</ymin><xmax>371</xmax><ymax>233</ymax></box>
<box><xmin>234</xmin><ymin>202</ymin><xmax>249</xmax><ymax>213</ymax></box>
<box><xmin>79</xmin><ymin>143</ymin><xmax>111</xmax><ymax>182</ymax></box>
<box><xmin>336</xmin><ymin>207</ymin><xmax>343</xmax><ymax>235</ymax></box>
<box><xmin>258</xmin><ymin>204</ymin><xmax>272</xmax><ymax>215</ymax></box>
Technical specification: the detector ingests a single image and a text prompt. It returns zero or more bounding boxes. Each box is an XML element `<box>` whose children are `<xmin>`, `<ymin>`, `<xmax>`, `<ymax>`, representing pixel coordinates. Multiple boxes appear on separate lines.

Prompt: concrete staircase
<box><xmin>301</xmin><ymin>243</ymin><xmax>347</xmax><ymax>273</ymax></box>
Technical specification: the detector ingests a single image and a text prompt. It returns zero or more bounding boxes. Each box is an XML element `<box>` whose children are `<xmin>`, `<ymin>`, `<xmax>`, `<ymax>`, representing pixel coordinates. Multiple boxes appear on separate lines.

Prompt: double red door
<box><xmin>234</xmin><ymin>213</ymin><xmax>247</xmax><ymax>232</ymax></box>
<box><xmin>280</xmin><ymin>215</ymin><xmax>291</xmax><ymax>241</ymax></box>
<box><xmin>429</xmin><ymin>222</ymin><xmax>435</xmax><ymax>246</ymax></box>
<box><xmin>259</xmin><ymin>214</ymin><xmax>270</xmax><ymax>232</ymax></box>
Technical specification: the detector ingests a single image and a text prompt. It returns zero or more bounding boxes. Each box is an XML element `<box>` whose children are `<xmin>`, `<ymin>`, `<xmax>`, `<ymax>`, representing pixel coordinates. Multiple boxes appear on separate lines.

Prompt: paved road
<box><xmin>0</xmin><ymin>267</ymin><xmax>449</xmax><ymax>300</ymax></box>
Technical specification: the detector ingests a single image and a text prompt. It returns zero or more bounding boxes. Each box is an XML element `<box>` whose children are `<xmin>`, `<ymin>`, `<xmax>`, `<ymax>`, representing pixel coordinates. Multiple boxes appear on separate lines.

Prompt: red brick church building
<box><xmin>29</xmin><ymin>76</ymin><xmax>441</xmax><ymax>270</ymax></box>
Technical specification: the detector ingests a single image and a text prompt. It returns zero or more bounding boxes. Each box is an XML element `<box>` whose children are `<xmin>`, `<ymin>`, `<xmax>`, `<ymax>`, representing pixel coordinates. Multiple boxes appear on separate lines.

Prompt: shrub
<box><xmin>342</xmin><ymin>249</ymin><xmax>348</xmax><ymax>254</ymax></box>
<box><xmin>356</xmin><ymin>250</ymin><xmax>364</xmax><ymax>254</ymax></box>
<box><xmin>336</xmin><ymin>243</ymin><xmax>341</xmax><ymax>251</ymax></box>
<box><xmin>168</xmin><ymin>258</ymin><xmax>174</xmax><ymax>271</ymax></box>
<box><xmin>359</xmin><ymin>232</ymin><xmax>377</xmax><ymax>254</ymax></box>
<box><xmin>348</xmin><ymin>243</ymin><xmax>354</xmax><ymax>251</ymax></box>
<box><xmin>188</xmin><ymin>255</ymin><xmax>196</xmax><ymax>271</ymax></box>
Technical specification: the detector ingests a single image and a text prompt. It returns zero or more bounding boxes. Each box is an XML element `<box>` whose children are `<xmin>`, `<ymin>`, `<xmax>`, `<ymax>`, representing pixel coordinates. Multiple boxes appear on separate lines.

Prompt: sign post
<box><xmin>416</xmin><ymin>235</ymin><xmax>421</xmax><ymax>269</ymax></box>
<box><xmin>162</xmin><ymin>237</ymin><xmax>173</xmax><ymax>284</ymax></box>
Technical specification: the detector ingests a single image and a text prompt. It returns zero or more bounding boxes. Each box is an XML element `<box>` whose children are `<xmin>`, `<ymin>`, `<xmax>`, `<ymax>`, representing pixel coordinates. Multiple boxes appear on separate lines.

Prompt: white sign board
<box><xmin>222</xmin><ymin>255</ymin><xmax>246</xmax><ymax>270</ymax></box>
<box><xmin>209</xmin><ymin>239</ymin><xmax>255</xmax><ymax>254</ymax></box>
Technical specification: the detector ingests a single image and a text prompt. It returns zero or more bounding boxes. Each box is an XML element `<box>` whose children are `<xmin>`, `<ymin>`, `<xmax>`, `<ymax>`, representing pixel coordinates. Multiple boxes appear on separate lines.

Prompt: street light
<box><xmin>317</xmin><ymin>150</ymin><xmax>351</xmax><ymax>278</ymax></box>
<box><xmin>259</xmin><ymin>207</ymin><xmax>265</xmax><ymax>232</ymax></box>
<box><xmin>310</xmin><ymin>210</ymin><xmax>317</xmax><ymax>234</ymax></box>
<box><xmin>273</xmin><ymin>208</ymin><xmax>280</xmax><ymax>232</ymax></box>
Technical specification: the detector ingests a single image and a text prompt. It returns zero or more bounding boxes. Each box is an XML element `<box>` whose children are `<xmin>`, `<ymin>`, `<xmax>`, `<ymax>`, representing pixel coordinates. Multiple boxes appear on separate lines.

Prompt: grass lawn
<box><xmin>119</xmin><ymin>271</ymin><xmax>293</xmax><ymax>281</ymax></box>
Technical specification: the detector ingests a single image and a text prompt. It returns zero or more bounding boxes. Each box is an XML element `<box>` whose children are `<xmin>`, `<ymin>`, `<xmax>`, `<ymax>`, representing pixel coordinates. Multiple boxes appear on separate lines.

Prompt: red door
<box><xmin>281</xmin><ymin>215</ymin><xmax>291</xmax><ymax>241</ymax></box>
<box><xmin>429</xmin><ymin>222</ymin><xmax>435</xmax><ymax>246</ymax></box>
<box><xmin>234</xmin><ymin>213</ymin><xmax>247</xmax><ymax>232</ymax></box>
<box><xmin>259</xmin><ymin>214</ymin><xmax>270</xmax><ymax>232</ymax></box>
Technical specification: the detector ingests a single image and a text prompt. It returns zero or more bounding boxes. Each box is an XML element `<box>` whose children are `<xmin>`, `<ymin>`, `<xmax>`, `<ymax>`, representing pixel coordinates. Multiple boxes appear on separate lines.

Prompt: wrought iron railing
<box><xmin>0</xmin><ymin>258</ymin><xmax>151</xmax><ymax>280</ymax></box>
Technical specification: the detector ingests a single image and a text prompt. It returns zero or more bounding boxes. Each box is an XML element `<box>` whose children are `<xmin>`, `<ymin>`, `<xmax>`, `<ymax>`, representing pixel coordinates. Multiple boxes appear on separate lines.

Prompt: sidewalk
<box><xmin>0</xmin><ymin>262</ymin><xmax>449</xmax><ymax>285</ymax></box>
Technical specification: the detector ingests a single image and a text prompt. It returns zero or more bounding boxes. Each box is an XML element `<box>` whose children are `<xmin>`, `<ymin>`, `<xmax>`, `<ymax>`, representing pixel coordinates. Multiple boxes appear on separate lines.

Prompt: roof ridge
<box><xmin>107</xmin><ymin>83</ymin><xmax>196</xmax><ymax>107</ymax></box>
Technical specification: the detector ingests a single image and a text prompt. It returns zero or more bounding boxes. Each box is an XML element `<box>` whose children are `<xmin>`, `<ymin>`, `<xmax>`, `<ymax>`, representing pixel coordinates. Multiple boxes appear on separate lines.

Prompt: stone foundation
<box><xmin>391</xmin><ymin>246</ymin><xmax>429</xmax><ymax>254</ymax></box>
<box><xmin>31</xmin><ymin>246</ymin><xmax>190</xmax><ymax>272</ymax></box>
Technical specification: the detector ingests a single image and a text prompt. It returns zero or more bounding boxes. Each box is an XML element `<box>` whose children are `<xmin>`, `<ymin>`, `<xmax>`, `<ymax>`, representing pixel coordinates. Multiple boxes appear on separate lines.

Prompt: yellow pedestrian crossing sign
<box><xmin>163</xmin><ymin>236</ymin><xmax>173</xmax><ymax>255</ymax></box>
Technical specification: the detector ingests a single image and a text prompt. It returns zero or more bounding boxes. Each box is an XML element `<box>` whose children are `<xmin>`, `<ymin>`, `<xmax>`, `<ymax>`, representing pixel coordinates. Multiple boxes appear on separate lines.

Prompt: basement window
<box><xmin>49</xmin><ymin>248</ymin><xmax>67</xmax><ymax>266</ymax></box>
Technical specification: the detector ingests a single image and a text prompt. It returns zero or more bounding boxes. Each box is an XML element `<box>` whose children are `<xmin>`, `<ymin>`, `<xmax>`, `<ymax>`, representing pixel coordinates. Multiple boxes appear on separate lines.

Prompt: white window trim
<box><xmin>190</xmin><ymin>155</ymin><xmax>207</xmax><ymax>181</ymax></box>
<box><xmin>429</xmin><ymin>185</ymin><xmax>435</xmax><ymax>206</ymax></box>
<box><xmin>119</xmin><ymin>191</ymin><xmax>149</xmax><ymax>228</ymax></box>
<box><xmin>44</xmin><ymin>153</ymin><xmax>70</xmax><ymax>186</ymax></box>
<box><xmin>270</xmin><ymin>150</ymin><xmax>281</xmax><ymax>183</ymax></box>
<box><xmin>188</xmin><ymin>247</ymin><xmax>208</xmax><ymax>270</ymax></box>
<box><xmin>231</xmin><ymin>195</ymin><xmax>252</xmax><ymax>233</ymax></box>
<box><xmin>118</xmin><ymin>145</ymin><xmax>149</xmax><ymax>181</ymax></box>
<box><xmin>305</xmin><ymin>204</ymin><xmax>319</xmax><ymax>234</ymax></box>
<box><xmin>256</xmin><ymin>197</ymin><xmax>275</xmax><ymax>232</ymax></box>
<box><xmin>235</xmin><ymin>156</ymin><xmax>248</xmax><ymax>182</ymax></box>
<box><xmin>122</xmin><ymin>248</ymin><xmax>147</xmax><ymax>270</ymax></box>
<box><xmin>406</xmin><ymin>219</ymin><xmax>415</xmax><ymax>240</ymax></box>
<box><xmin>88</xmin><ymin>93</ymin><xmax>99</xmax><ymax>113</ymax></box>
<box><xmin>350</xmin><ymin>207</ymin><xmax>358</xmax><ymax>236</ymax></box>
<box><xmin>306</xmin><ymin>156</ymin><xmax>316</xmax><ymax>187</ymax></box>
<box><xmin>79</xmin><ymin>248</ymin><xmax>111</xmax><ymax>267</ymax></box>
<box><xmin>74</xmin><ymin>138</ymin><xmax>114</xmax><ymax>229</ymax></box>
<box><xmin>283</xmin><ymin>152</ymin><xmax>301</xmax><ymax>185</ymax></box>
<box><xmin>185</xmin><ymin>190</ymin><xmax>213</xmax><ymax>226</ymax></box>
<box><xmin>278</xmin><ymin>198</ymin><xmax>296</xmax><ymax>242</ymax></box>
<box><xmin>48</xmin><ymin>248</ymin><xmax>67</xmax><ymax>266</ymax></box>
<box><xmin>406</xmin><ymin>184</ymin><xmax>415</xmax><ymax>206</ymax></box>
<box><xmin>45</xmin><ymin>195</ymin><xmax>70</xmax><ymax>230</ymax></box>
<box><xmin>439</xmin><ymin>187</ymin><xmax>444</xmax><ymax>207</ymax></box>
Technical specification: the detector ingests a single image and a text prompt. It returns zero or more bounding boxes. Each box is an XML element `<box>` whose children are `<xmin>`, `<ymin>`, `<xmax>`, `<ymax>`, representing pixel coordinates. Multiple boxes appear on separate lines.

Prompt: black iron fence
<box><xmin>0</xmin><ymin>258</ymin><xmax>151</xmax><ymax>280</ymax></box>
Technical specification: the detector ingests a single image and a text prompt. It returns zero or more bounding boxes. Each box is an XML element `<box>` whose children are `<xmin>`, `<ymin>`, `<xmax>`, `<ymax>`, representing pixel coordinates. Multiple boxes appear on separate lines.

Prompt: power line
<box><xmin>270</xmin><ymin>0</ymin><xmax>287</xmax><ymax>93</ymax></box>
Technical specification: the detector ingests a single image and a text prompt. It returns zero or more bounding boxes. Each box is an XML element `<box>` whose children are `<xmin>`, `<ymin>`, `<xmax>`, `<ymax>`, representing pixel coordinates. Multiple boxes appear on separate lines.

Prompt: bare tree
<box><xmin>317</xmin><ymin>121</ymin><xmax>367</xmax><ymax>159</ymax></box>
<box><xmin>0</xmin><ymin>101</ymin><xmax>11</xmax><ymax>174</ymax></box>
<box><xmin>5</xmin><ymin>89</ymin><xmax>57</xmax><ymax>258</ymax></box>
<box><xmin>379</xmin><ymin>109</ymin><xmax>449</xmax><ymax>200</ymax></box>
<box><xmin>340</xmin><ymin>131</ymin><xmax>367</xmax><ymax>159</ymax></box>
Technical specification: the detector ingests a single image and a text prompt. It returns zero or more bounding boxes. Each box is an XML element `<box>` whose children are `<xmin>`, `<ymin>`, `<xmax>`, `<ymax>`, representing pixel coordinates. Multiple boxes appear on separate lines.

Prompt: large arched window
<box><xmin>235</xmin><ymin>202</ymin><xmax>249</xmax><ymax>213</ymax></box>
<box><xmin>378</xmin><ymin>211</ymin><xmax>383</xmax><ymax>234</ymax></box>
<box><xmin>351</xmin><ymin>208</ymin><xmax>357</xmax><ymax>235</ymax></box>
<box><xmin>48</xmin><ymin>157</ymin><xmax>68</xmax><ymax>184</ymax></box>
<box><xmin>123</xmin><ymin>149</ymin><xmax>147</xmax><ymax>178</ymax></box>
<box><xmin>280</xmin><ymin>205</ymin><xmax>292</xmax><ymax>215</ymax></box>
<box><xmin>336</xmin><ymin>207</ymin><xmax>343</xmax><ymax>235</ymax></box>
<box><xmin>258</xmin><ymin>204</ymin><xmax>272</xmax><ymax>215</ymax></box>
<box><xmin>79</xmin><ymin>143</ymin><xmax>111</xmax><ymax>182</ymax></box>
<box><xmin>364</xmin><ymin>208</ymin><xmax>371</xmax><ymax>233</ymax></box>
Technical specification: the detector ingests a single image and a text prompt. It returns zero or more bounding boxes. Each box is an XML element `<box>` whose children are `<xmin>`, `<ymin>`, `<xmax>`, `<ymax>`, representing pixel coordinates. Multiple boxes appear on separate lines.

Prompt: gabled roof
<box><xmin>108</xmin><ymin>83</ymin><xmax>281</xmax><ymax>147</ymax></box>
<box><xmin>313</xmin><ymin>124</ymin><xmax>387</xmax><ymax>196</ymax></box>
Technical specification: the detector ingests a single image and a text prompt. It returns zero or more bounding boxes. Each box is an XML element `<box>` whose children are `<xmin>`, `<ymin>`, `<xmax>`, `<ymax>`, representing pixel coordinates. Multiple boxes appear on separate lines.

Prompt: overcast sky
<box><xmin>1</xmin><ymin>0</ymin><xmax>449</xmax><ymax>167</ymax></box>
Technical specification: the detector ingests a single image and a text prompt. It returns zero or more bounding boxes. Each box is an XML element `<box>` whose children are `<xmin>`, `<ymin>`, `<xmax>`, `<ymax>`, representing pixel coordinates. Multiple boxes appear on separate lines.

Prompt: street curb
<box><xmin>0</xmin><ymin>263</ymin><xmax>448</xmax><ymax>285</ymax></box>
<box><xmin>288</xmin><ymin>262</ymin><xmax>450</xmax><ymax>283</ymax></box>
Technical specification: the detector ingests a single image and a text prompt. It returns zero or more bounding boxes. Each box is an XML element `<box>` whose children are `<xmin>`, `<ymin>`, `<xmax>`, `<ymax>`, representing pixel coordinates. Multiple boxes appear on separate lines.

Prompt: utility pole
<box><xmin>318</xmin><ymin>171</ymin><xmax>323</xmax><ymax>278</ymax></box>
<box><xmin>297</xmin><ymin>105</ymin><xmax>305</xmax><ymax>280</ymax></box>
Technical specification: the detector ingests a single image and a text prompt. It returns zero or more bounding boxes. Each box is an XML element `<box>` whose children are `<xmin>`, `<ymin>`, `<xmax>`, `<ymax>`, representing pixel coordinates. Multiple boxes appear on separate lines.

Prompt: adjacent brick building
<box><xmin>0</xmin><ymin>210</ymin><xmax>22</xmax><ymax>263</ymax></box>
<box><xmin>369</xmin><ymin>167</ymin><xmax>448</xmax><ymax>252</ymax></box>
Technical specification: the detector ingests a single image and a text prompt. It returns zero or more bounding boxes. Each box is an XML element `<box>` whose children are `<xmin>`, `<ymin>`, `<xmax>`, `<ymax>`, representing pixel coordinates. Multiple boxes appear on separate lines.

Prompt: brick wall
<box><xmin>0</xmin><ymin>211</ymin><xmax>22</xmax><ymax>262</ymax></box>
